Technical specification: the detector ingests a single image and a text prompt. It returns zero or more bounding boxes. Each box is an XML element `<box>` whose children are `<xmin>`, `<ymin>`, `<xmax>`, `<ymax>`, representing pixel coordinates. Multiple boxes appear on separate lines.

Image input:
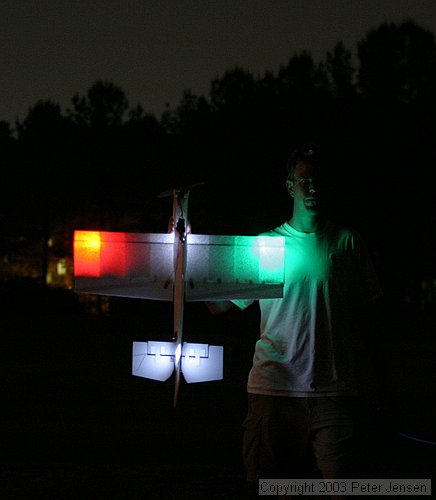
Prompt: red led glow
<box><xmin>74</xmin><ymin>230</ymin><xmax>128</xmax><ymax>278</ymax></box>
<box><xmin>74</xmin><ymin>231</ymin><xmax>102</xmax><ymax>277</ymax></box>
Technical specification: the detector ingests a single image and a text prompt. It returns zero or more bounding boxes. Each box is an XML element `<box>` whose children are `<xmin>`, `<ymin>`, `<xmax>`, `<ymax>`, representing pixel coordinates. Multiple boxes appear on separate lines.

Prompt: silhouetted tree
<box><xmin>161</xmin><ymin>90</ymin><xmax>214</xmax><ymax>190</ymax></box>
<box><xmin>325</xmin><ymin>42</ymin><xmax>356</xmax><ymax>98</ymax></box>
<box><xmin>16</xmin><ymin>99</ymin><xmax>73</xmax><ymax>205</ymax></box>
<box><xmin>273</xmin><ymin>52</ymin><xmax>331</xmax><ymax>147</ymax></box>
<box><xmin>355</xmin><ymin>20</ymin><xmax>436</xmax><ymax>178</ymax></box>
<box><xmin>355</xmin><ymin>21</ymin><xmax>436</xmax><ymax>289</ymax></box>
<box><xmin>14</xmin><ymin>100</ymin><xmax>74</xmax><ymax>284</ymax></box>
<box><xmin>66</xmin><ymin>81</ymin><xmax>170</xmax><ymax>232</ymax></box>
<box><xmin>68</xmin><ymin>80</ymin><xmax>129</xmax><ymax>128</ymax></box>
<box><xmin>65</xmin><ymin>81</ymin><xmax>140</xmax><ymax>225</ymax></box>
<box><xmin>0</xmin><ymin>121</ymin><xmax>19</xmax><ymax>231</ymax></box>
<box><xmin>122</xmin><ymin>108</ymin><xmax>171</xmax><ymax>228</ymax></box>
<box><xmin>208</xmin><ymin>67</ymin><xmax>260</xmax><ymax>163</ymax></box>
<box><xmin>358</xmin><ymin>20</ymin><xmax>436</xmax><ymax>104</ymax></box>
<box><xmin>209</xmin><ymin>66</ymin><xmax>257</xmax><ymax>111</ymax></box>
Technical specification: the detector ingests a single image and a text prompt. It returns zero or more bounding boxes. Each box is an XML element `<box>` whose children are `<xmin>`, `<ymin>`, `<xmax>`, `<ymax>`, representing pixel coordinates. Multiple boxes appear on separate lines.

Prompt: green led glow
<box><xmin>233</xmin><ymin>235</ymin><xmax>284</xmax><ymax>282</ymax></box>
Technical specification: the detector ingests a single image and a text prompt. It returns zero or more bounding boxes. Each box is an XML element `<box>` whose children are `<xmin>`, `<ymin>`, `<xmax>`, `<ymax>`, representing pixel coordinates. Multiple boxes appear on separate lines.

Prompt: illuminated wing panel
<box><xmin>74</xmin><ymin>231</ymin><xmax>285</xmax><ymax>301</ymax></box>
<box><xmin>74</xmin><ymin>231</ymin><xmax>174</xmax><ymax>300</ymax></box>
<box><xmin>185</xmin><ymin>234</ymin><xmax>285</xmax><ymax>301</ymax></box>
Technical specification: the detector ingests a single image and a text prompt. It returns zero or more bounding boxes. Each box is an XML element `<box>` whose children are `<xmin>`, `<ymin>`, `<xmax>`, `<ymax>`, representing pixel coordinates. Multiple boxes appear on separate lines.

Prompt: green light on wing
<box><xmin>185</xmin><ymin>234</ymin><xmax>284</xmax><ymax>300</ymax></box>
<box><xmin>233</xmin><ymin>235</ymin><xmax>284</xmax><ymax>283</ymax></box>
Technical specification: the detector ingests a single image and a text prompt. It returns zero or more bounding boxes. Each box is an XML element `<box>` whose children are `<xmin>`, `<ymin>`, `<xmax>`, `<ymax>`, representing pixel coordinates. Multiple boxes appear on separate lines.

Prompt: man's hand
<box><xmin>205</xmin><ymin>301</ymin><xmax>235</xmax><ymax>315</ymax></box>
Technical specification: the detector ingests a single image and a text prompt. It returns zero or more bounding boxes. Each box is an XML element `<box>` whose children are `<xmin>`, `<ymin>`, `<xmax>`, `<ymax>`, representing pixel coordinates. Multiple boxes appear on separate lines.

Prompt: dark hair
<box><xmin>286</xmin><ymin>142</ymin><xmax>322</xmax><ymax>181</ymax></box>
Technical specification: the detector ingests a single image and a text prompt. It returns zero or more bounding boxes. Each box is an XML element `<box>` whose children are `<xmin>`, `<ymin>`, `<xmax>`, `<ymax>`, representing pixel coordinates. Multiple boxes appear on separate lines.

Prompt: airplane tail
<box><xmin>132</xmin><ymin>341</ymin><xmax>224</xmax><ymax>384</ymax></box>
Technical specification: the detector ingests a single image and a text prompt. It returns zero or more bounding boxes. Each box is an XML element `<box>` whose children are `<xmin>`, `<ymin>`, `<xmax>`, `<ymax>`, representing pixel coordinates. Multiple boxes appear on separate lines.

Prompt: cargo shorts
<box><xmin>242</xmin><ymin>393</ymin><xmax>356</xmax><ymax>482</ymax></box>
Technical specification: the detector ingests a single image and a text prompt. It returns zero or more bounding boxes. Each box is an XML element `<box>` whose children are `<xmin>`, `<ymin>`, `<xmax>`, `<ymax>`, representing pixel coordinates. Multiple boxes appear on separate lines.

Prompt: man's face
<box><xmin>287</xmin><ymin>161</ymin><xmax>324</xmax><ymax>212</ymax></box>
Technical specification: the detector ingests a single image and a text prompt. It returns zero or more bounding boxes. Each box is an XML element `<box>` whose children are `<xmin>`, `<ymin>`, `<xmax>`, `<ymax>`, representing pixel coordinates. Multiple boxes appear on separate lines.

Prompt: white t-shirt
<box><xmin>233</xmin><ymin>221</ymin><xmax>382</xmax><ymax>397</ymax></box>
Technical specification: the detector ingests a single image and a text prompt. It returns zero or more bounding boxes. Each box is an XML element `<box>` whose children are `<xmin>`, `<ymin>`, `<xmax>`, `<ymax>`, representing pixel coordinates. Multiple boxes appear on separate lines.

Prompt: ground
<box><xmin>2</xmin><ymin>286</ymin><xmax>435</xmax><ymax>499</ymax></box>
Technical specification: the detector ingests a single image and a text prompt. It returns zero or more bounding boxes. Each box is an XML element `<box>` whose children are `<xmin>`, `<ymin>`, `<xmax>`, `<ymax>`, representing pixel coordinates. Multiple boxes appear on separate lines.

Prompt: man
<box><xmin>206</xmin><ymin>144</ymin><xmax>382</xmax><ymax>495</ymax></box>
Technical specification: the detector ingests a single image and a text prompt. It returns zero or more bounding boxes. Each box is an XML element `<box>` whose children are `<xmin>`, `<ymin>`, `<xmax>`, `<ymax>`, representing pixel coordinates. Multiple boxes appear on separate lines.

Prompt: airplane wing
<box><xmin>74</xmin><ymin>231</ymin><xmax>174</xmax><ymax>300</ymax></box>
<box><xmin>74</xmin><ymin>231</ymin><xmax>285</xmax><ymax>301</ymax></box>
<box><xmin>185</xmin><ymin>234</ymin><xmax>285</xmax><ymax>300</ymax></box>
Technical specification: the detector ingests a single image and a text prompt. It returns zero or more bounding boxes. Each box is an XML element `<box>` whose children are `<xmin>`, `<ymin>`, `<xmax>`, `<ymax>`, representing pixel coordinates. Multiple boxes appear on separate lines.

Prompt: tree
<box><xmin>209</xmin><ymin>66</ymin><xmax>257</xmax><ymax>112</ymax></box>
<box><xmin>0</xmin><ymin>120</ymin><xmax>19</xmax><ymax>231</ymax></box>
<box><xmin>324</xmin><ymin>42</ymin><xmax>356</xmax><ymax>98</ymax></box>
<box><xmin>357</xmin><ymin>20</ymin><xmax>436</xmax><ymax>104</ymax></box>
<box><xmin>68</xmin><ymin>80</ymin><xmax>129</xmax><ymax>128</ymax></box>
<box><xmin>15</xmin><ymin>99</ymin><xmax>72</xmax><ymax>207</ymax></box>
<box><xmin>355</xmin><ymin>21</ymin><xmax>436</xmax><ymax>286</ymax></box>
<box><xmin>277</xmin><ymin>51</ymin><xmax>327</xmax><ymax>95</ymax></box>
<box><xmin>14</xmin><ymin>100</ymin><xmax>74</xmax><ymax>285</ymax></box>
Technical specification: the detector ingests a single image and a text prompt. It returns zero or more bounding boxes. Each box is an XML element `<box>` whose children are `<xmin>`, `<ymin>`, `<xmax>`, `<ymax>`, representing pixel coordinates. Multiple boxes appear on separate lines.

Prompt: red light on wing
<box><xmin>74</xmin><ymin>231</ymin><xmax>102</xmax><ymax>277</ymax></box>
<box><xmin>99</xmin><ymin>231</ymin><xmax>127</xmax><ymax>277</ymax></box>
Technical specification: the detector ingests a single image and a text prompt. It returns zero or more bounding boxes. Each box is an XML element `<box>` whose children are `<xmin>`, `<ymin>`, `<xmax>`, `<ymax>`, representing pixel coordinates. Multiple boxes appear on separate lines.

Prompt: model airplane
<box><xmin>73</xmin><ymin>185</ymin><xmax>285</xmax><ymax>406</ymax></box>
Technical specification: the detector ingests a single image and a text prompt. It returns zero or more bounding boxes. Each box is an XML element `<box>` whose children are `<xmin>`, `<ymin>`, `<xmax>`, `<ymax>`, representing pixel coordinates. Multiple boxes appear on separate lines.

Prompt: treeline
<box><xmin>1</xmin><ymin>20</ymin><xmax>436</xmax><ymax>285</ymax></box>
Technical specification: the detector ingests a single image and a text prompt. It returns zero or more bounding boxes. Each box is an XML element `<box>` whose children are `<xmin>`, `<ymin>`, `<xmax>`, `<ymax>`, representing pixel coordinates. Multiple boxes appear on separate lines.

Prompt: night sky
<box><xmin>2</xmin><ymin>0</ymin><xmax>436</xmax><ymax>127</ymax></box>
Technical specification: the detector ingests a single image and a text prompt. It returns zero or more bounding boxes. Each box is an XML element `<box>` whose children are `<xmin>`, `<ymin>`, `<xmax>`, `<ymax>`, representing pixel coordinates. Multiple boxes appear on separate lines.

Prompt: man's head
<box><xmin>285</xmin><ymin>143</ymin><xmax>321</xmax><ymax>184</ymax></box>
<box><xmin>285</xmin><ymin>143</ymin><xmax>325</xmax><ymax>214</ymax></box>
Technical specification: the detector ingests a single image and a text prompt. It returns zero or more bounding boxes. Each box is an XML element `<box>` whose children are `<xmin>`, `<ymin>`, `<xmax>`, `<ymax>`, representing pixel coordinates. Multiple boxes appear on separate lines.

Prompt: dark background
<box><xmin>1</xmin><ymin>18</ymin><xmax>436</xmax><ymax>499</ymax></box>
<box><xmin>2</xmin><ymin>285</ymin><xmax>435</xmax><ymax>499</ymax></box>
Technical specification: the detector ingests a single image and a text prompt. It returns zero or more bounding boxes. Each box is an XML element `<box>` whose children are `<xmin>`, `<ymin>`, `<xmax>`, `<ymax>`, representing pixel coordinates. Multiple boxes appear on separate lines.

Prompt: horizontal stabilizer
<box><xmin>132</xmin><ymin>341</ymin><xmax>175</xmax><ymax>381</ymax></box>
<box><xmin>132</xmin><ymin>341</ymin><xmax>224</xmax><ymax>383</ymax></box>
<box><xmin>181</xmin><ymin>343</ymin><xmax>223</xmax><ymax>383</ymax></box>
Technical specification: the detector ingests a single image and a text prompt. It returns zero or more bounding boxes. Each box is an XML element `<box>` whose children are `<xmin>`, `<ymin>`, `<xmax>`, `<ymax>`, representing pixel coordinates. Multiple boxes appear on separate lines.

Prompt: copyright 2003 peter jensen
<box><xmin>259</xmin><ymin>479</ymin><xmax>431</xmax><ymax>496</ymax></box>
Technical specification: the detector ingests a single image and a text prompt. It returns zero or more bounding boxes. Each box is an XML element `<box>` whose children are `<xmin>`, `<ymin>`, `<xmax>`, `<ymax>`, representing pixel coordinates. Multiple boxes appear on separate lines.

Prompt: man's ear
<box><xmin>286</xmin><ymin>180</ymin><xmax>294</xmax><ymax>197</ymax></box>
